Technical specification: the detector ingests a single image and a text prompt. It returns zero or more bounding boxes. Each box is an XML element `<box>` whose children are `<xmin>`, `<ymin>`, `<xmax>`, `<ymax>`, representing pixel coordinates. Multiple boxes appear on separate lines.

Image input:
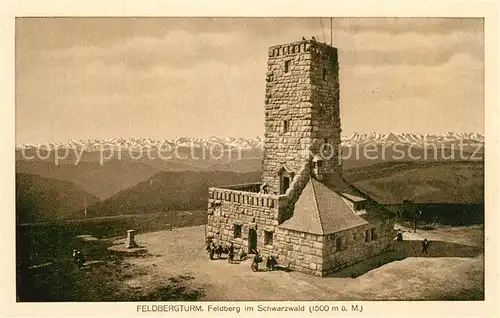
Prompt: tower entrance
<box><xmin>248</xmin><ymin>229</ymin><xmax>257</xmax><ymax>254</ymax></box>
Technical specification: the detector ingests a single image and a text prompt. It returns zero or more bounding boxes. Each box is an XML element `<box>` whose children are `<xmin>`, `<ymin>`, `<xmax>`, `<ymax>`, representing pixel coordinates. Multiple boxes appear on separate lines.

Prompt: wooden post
<box><xmin>414</xmin><ymin>212</ymin><xmax>417</xmax><ymax>233</ymax></box>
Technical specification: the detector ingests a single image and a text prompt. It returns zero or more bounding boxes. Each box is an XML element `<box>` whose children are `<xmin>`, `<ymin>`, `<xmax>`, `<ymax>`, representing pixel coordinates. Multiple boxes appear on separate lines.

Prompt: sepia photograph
<box><xmin>13</xmin><ymin>15</ymin><xmax>488</xmax><ymax>304</ymax></box>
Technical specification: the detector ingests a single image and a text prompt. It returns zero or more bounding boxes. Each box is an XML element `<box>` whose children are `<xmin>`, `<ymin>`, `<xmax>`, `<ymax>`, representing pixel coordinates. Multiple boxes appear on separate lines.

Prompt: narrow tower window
<box><xmin>283</xmin><ymin>120</ymin><xmax>290</xmax><ymax>133</ymax></box>
<box><xmin>285</xmin><ymin>60</ymin><xmax>291</xmax><ymax>73</ymax></box>
<box><xmin>322</xmin><ymin>68</ymin><xmax>327</xmax><ymax>81</ymax></box>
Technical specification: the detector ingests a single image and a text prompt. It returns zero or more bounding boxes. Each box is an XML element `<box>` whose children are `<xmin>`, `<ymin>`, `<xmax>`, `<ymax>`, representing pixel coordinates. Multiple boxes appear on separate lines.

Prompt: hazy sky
<box><xmin>15</xmin><ymin>18</ymin><xmax>484</xmax><ymax>144</ymax></box>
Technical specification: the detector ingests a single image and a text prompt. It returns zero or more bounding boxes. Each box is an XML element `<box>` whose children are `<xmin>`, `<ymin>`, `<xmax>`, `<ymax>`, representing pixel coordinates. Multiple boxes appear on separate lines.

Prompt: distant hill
<box><xmin>15</xmin><ymin>158</ymin><xmax>265</xmax><ymax>200</ymax></box>
<box><xmin>15</xmin><ymin>142</ymin><xmax>484</xmax><ymax>223</ymax></box>
<box><xmin>345</xmin><ymin>161</ymin><xmax>484</xmax><ymax>204</ymax></box>
<box><xmin>16</xmin><ymin>160</ymin><xmax>165</xmax><ymax>200</ymax></box>
<box><xmin>86</xmin><ymin>171</ymin><xmax>261</xmax><ymax>217</ymax></box>
<box><xmin>16</xmin><ymin>173</ymin><xmax>100</xmax><ymax>223</ymax></box>
<box><xmin>17</xmin><ymin>160</ymin><xmax>484</xmax><ymax>223</ymax></box>
<box><xmin>207</xmin><ymin>158</ymin><xmax>263</xmax><ymax>172</ymax></box>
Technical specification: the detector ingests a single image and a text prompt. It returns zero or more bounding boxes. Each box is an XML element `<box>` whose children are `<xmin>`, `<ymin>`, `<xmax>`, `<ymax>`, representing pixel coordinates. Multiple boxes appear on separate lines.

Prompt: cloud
<box><xmin>15</xmin><ymin>18</ymin><xmax>485</xmax><ymax>143</ymax></box>
<box><xmin>339</xmin><ymin>52</ymin><xmax>483</xmax><ymax>135</ymax></box>
<box><xmin>16</xmin><ymin>17</ymin><xmax>238</xmax><ymax>51</ymax></box>
<box><xmin>341</xmin><ymin>53</ymin><xmax>483</xmax><ymax>103</ymax></box>
<box><xmin>333</xmin><ymin>28</ymin><xmax>483</xmax><ymax>66</ymax></box>
<box><xmin>330</xmin><ymin>18</ymin><xmax>483</xmax><ymax>34</ymax></box>
<box><xmin>24</xmin><ymin>18</ymin><xmax>482</xmax><ymax>83</ymax></box>
<box><xmin>19</xmin><ymin>17</ymin><xmax>482</xmax><ymax>49</ymax></box>
<box><xmin>34</xmin><ymin>29</ymin><xmax>256</xmax><ymax>72</ymax></box>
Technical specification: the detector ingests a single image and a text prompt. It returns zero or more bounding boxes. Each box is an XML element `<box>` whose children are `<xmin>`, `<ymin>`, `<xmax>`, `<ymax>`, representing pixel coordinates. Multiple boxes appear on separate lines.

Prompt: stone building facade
<box><xmin>206</xmin><ymin>39</ymin><xmax>396</xmax><ymax>277</ymax></box>
<box><xmin>262</xmin><ymin>40</ymin><xmax>342</xmax><ymax>195</ymax></box>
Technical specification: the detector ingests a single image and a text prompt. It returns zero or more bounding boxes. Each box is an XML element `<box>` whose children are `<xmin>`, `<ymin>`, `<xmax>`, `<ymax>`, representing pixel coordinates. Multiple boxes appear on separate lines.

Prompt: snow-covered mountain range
<box><xmin>15</xmin><ymin>136</ymin><xmax>266</xmax><ymax>151</ymax></box>
<box><xmin>340</xmin><ymin>132</ymin><xmax>484</xmax><ymax>147</ymax></box>
<box><xmin>15</xmin><ymin>133</ymin><xmax>484</xmax><ymax>151</ymax></box>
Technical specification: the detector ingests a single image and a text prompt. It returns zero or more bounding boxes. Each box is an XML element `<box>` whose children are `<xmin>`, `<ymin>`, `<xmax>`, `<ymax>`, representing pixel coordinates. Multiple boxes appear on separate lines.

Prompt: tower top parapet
<box><xmin>268</xmin><ymin>39</ymin><xmax>337</xmax><ymax>59</ymax></box>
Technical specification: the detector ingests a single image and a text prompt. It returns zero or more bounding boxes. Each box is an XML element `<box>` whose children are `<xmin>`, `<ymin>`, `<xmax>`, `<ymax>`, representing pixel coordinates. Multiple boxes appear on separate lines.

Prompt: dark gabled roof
<box><xmin>279</xmin><ymin>175</ymin><xmax>393</xmax><ymax>235</ymax></box>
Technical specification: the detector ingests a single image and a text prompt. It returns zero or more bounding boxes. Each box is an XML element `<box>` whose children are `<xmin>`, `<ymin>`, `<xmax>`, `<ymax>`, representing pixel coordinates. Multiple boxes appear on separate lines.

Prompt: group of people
<box><xmin>72</xmin><ymin>249</ymin><xmax>86</xmax><ymax>268</ymax></box>
<box><xmin>205</xmin><ymin>238</ymin><xmax>278</xmax><ymax>271</ymax></box>
<box><xmin>205</xmin><ymin>238</ymin><xmax>223</xmax><ymax>260</ymax></box>
<box><xmin>206</xmin><ymin>237</ymin><xmax>246</xmax><ymax>263</ymax></box>
<box><xmin>250</xmin><ymin>249</ymin><xmax>278</xmax><ymax>272</ymax></box>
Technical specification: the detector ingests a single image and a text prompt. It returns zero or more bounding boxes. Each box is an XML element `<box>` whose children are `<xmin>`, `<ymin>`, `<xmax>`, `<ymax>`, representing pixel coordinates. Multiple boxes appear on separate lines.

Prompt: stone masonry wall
<box><xmin>206</xmin><ymin>192</ymin><xmax>280</xmax><ymax>256</ymax></box>
<box><xmin>309</xmin><ymin>45</ymin><xmax>342</xmax><ymax>175</ymax></box>
<box><xmin>273</xmin><ymin>227</ymin><xmax>324</xmax><ymax>276</ymax></box>
<box><xmin>262</xmin><ymin>40</ymin><xmax>342</xmax><ymax>194</ymax></box>
<box><xmin>207</xmin><ymin>197</ymin><xmax>326</xmax><ymax>277</ymax></box>
<box><xmin>277</xmin><ymin>162</ymin><xmax>310</xmax><ymax>223</ymax></box>
<box><xmin>206</xmin><ymin>189</ymin><xmax>396</xmax><ymax>277</ymax></box>
<box><xmin>321</xmin><ymin>218</ymin><xmax>396</xmax><ymax>275</ymax></box>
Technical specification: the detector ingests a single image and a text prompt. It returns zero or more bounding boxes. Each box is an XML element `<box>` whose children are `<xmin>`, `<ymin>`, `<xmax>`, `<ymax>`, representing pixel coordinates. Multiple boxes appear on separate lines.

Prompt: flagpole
<box><xmin>330</xmin><ymin>17</ymin><xmax>333</xmax><ymax>45</ymax></box>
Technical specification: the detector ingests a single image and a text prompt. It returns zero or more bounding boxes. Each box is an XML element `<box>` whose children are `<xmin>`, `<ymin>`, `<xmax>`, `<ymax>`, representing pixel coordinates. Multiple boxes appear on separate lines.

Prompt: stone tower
<box><xmin>262</xmin><ymin>39</ymin><xmax>342</xmax><ymax>195</ymax></box>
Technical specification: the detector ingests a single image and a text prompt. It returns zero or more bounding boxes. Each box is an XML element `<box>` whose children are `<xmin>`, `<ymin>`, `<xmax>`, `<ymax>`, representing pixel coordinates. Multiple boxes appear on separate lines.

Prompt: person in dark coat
<box><xmin>208</xmin><ymin>241</ymin><xmax>216</xmax><ymax>260</ymax></box>
<box><xmin>252</xmin><ymin>250</ymin><xmax>262</xmax><ymax>271</ymax></box>
<box><xmin>205</xmin><ymin>237</ymin><xmax>213</xmax><ymax>252</ymax></box>
<box><xmin>205</xmin><ymin>243</ymin><xmax>210</xmax><ymax>252</ymax></box>
<box><xmin>73</xmin><ymin>249</ymin><xmax>85</xmax><ymax>268</ymax></box>
<box><xmin>78</xmin><ymin>251</ymin><xmax>86</xmax><ymax>265</ymax></box>
<box><xmin>266</xmin><ymin>255</ymin><xmax>277</xmax><ymax>271</ymax></box>
<box><xmin>72</xmin><ymin>249</ymin><xmax>78</xmax><ymax>264</ymax></box>
<box><xmin>216</xmin><ymin>244</ymin><xmax>223</xmax><ymax>259</ymax></box>
<box><xmin>421</xmin><ymin>238</ymin><xmax>430</xmax><ymax>255</ymax></box>
<box><xmin>227</xmin><ymin>243</ymin><xmax>235</xmax><ymax>263</ymax></box>
<box><xmin>397</xmin><ymin>229</ymin><xmax>403</xmax><ymax>242</ymax></box>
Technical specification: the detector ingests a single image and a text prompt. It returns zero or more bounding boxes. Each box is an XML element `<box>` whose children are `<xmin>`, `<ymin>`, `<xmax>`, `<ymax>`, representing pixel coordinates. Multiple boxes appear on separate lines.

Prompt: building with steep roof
<box><xmin>206</xmin><ymin>39</ymin><xmax>396</xmax><ymax>276</ymax></box>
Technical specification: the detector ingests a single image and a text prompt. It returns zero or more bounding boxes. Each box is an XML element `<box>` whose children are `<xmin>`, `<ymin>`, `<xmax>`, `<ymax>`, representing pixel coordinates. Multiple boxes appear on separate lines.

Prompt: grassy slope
<box><xmin>345</xmin><ymin>161</ymin><xmax>484</xmax><ymax>204</ymax></box>
<box><xmin>86</xmin><ymin>170</ymin><xmax>261</xmax><ymax>217</ymax></box>
<box><xmin>15</xmin><ymin>157</ymin><xmax>257</xmax><ymax>199</ymax></box>
<box><xmin>16</xmin><ymin>160</ymin><xmax>165</xmax><ymax>200</ymax></box>
<box><xmin>16</xmin><ymin>157</ymin><xmax>484</xmax><ymax>222</ymax></box>
<box><xmin>16</xmin><ymin>173</ymin><xmax>100</xmax><ymax>223</ymax></box>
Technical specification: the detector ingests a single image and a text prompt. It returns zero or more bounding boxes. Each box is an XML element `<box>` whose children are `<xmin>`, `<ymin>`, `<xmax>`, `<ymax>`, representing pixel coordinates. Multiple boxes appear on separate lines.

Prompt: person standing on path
<box><xmin>421</xmin><ymin>238</ymin><xmax>430</xmax><ymax>255</ymax></box>
<box><xmin>397</xmin><ymin>229</ymin><xmax>403</xmax><ymax>242</ymax></box>
<box><xmin>228</xmin><ymin>243</ymin><xmax>235</xmax><ymax>264</ymax></box>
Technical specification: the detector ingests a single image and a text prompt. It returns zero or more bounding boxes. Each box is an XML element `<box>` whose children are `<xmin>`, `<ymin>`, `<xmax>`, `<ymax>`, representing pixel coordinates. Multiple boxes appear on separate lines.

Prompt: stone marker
<box><xmin>124</xmin><ymin>230</ymin><xmax>138</xmax><ymax>248</ymax></box>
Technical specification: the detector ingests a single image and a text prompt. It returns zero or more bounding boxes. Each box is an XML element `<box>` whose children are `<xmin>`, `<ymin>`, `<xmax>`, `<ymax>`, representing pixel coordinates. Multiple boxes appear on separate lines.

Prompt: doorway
<box><xmin>248</xmin><ymin>229</ymin><xmax>257</xmax><ymax>254</ymax></box>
